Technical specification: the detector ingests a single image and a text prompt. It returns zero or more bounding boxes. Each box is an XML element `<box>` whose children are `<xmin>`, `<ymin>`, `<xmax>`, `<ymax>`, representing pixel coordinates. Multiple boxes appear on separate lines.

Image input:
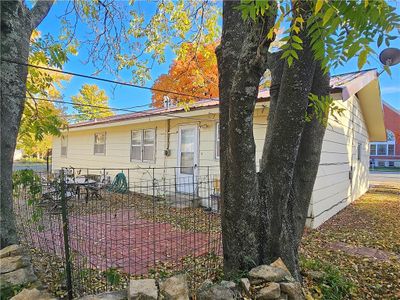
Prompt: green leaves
<box><xmin>71</xmin><ymin>84</ymin><xmax>114</xmax><ymax>122</ymax></box>
<box><xmin>236</xmin><ymin>0</ymin><xmax>270</xmax><ymax>21</ymax></box>
<box><xmin>18</xmin><ymin>30</ymin><xmax>72</xmax><ymax>160</ymax></box>
<box><xmin>306</xmin><ymin>93</ymin><xmax>345</xmax><ymax>125</ymax></box>
<box><xmin>12</xmin><ymin>170</ymin><xmax>43</xmax><ymax>229</ymax></box>
<box><xmin>104</xmin><ymin>268</ymin><xmax>122</xmax><ymax>286</ymax></box>
<box><xmin>278</xmin><ymin>13</ymin><xmax>306</xmax><ymax>67</ymax></box>
<box><xmin>322</xmin><ymin>7</ymin><xmax>335</xmax><ymax>26</ymax></box>
<box><xmin>315</xmin><ymin>0</ymin><xmax>325</xmax><ymax>15</ymax></box>
<box><xmin>358</xmin><ymin>49</ymin><xmax>368</xmax><ymax>70</ymax></box>
<box><xmin>305</xmin><ymin>0</ymin><xmax>400</xmax><ymax>72</ymax></box>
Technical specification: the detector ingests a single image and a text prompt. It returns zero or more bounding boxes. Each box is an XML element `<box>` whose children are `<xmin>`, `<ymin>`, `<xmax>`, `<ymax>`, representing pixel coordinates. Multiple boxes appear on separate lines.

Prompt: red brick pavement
<box><xmin>31</xmin><ymin>209</ymin><xmax>221</xmax><ymax>275</ymax></box>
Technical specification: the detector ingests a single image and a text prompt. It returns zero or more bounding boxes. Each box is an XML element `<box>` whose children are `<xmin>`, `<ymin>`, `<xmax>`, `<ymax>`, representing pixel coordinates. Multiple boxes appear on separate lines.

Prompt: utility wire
<box><xmin>18</xmin><ymin>94</ymin><xmax>221</xmax><ymax>123</ymax></box>
<box><xmin>19</xmin><ymin>94</ymin><xmax>269</xmax><ymax>125</ymax></box>
<box><xmin>24</xmin><ymin>95</ymin><xmax>152</xmax><ymax>113</ymax></box>
<box><xmin>1</xmin><ymin>58</ymin><xmax>214</xmax><ymax>100</ymax></box>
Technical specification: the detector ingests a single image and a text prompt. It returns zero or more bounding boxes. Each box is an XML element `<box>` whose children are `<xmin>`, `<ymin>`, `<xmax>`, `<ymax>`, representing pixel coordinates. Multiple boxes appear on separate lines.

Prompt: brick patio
<box><xmin>30</xmin><ymin>208</ymin><xmax>222</xmax><ymax>275</ymax></box>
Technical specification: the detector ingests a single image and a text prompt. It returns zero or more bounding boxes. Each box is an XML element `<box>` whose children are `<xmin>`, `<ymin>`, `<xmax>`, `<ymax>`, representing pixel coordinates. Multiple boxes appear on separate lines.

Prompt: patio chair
<box><xmin>86</xmin><ymin>175</ymin><xmax>109</xmax><ymax>200</ymax></box>
<box><xmin>41</xmin><ymin>178</ymin><xmax>76</xmax><ymax>214</ymax></box>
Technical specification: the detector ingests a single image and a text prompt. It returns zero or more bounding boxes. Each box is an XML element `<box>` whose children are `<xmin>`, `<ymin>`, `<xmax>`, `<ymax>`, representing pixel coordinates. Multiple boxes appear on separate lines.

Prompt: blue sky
<box><xmin>37</xmin><ymin>1</ymin><xmax>400</xmax><ymax>113</ymax></box>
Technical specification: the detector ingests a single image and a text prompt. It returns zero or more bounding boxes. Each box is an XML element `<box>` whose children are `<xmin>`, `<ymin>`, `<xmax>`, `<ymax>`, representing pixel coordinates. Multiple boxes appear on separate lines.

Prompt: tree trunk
<box><xmin>0</xmin><ymin>0</ymin><xmax>54</xmax><ymax>249</ymax></box>
<box><xmin>218</xmin><ymin>1</ymin><xmax>330</xmax><ymax>279</ymax></box>
<box><xmin>216</xmin><ymin>0</ymin><xmax>277</xmax><ymax>276</ymax></box>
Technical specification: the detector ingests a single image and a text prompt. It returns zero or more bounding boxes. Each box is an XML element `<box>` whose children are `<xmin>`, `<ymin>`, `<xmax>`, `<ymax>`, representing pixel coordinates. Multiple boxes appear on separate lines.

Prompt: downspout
<box><xmin>163</xmin><ymin>119</ymin><xmax>171</xmax><ymax>179</ymax></box>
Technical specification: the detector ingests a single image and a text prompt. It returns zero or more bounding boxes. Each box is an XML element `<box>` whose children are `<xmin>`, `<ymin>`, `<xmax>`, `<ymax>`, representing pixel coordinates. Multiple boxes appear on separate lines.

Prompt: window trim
<box><xmin>131</xmin><ymin>130</ymin><xmax>143</xmax><ymax>162</ymax></box>
<box><xmin>61</xmin><ymin>134</ymin><xmax>68</xmax><ymax>157</ymax></box>
<box><xmin>370</xmin><ymin>142</ymin><xmax>395</xmax><ymax>156</ymax></box>
<box><xmin>94</xmin><ymin>132</ymin><xmax>107</xmax><ymax>156</ymax></box>
<box><xmin>388</xmin><ymin>144</ymin><xmax>395</xmax><ymax>156</ymax></box>
<box><xmin>370</xmin><ymin>144</ymin><xmax>376</xmax><ymax>156</ymax></box>
<box><xmin>130</xmin><ymin>128</ymin><xmax>156</xmax><ymax>163</ymax></box>
<box><xmin>215</xmin><ymin>122</ymin><xmax>220</xmax><ymax>160</ymax></box>
<box><xmin>377</xmin><ymin>143</ymin><xmax>387</xmax><ymax>156</ymax></box>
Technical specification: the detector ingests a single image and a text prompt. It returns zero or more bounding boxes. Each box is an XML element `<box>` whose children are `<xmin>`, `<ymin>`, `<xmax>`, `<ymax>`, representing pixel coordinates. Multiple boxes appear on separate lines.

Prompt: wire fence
<box><xmin>13</xmin><ymin>166</ymin><xmax>223</xmax><ymax>299</ymax></box>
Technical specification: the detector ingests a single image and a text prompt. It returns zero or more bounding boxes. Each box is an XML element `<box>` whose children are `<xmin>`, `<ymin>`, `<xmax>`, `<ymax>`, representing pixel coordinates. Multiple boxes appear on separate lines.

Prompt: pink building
<box><xmin>370</xmin><ymin>102</ymin><xmax>400</xmax><ymax>167</ymax></box>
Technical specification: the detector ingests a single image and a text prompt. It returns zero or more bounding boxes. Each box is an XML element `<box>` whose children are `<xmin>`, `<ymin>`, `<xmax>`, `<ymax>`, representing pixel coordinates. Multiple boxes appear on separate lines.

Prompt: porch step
<box><xmin>162</xmin><ymin>193</ymin><xmax>202</xmax><ymax>208</ymax></box>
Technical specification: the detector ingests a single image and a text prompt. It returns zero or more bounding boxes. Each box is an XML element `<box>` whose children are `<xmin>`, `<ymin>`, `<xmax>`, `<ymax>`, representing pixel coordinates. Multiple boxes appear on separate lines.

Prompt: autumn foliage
<box><xmin>151</xmin><ymin>43</ymin><xmax>218</xmax><ymax>107</ymax></box>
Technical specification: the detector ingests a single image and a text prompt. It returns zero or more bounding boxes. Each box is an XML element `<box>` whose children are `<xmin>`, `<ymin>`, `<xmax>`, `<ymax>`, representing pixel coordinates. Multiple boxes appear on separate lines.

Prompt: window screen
<box><xmin>131</xmin><ymin>129</ymin><xmax>156</xmax><ymax>162</ymax></box>
<box><xmin>61</xmin><ymin>135</ymin><xmax>67</xmax><ymax>156</ymax></box>
<box><xmin>143</xmin><ymin>129</ymin><xmax>155</xmax><ymax>161</ymax></box>
<box><xmin>370</xmin><ymin>144</ymin><xmax>376</xmax><ymax>156</ymax></box>
<box><xmin>388</xmin><ymin>144</ymin><xmax>395</xmax><ymax>156</ymax></box>
<box><xmin>94</xmin><ymin>132</ymin><xmax>106</xmax><ymax>155</ymax></box>
<box><xmin>377</xmin><ymin>144</ymin><xmax>387</xmax><ymax>156</ymax></box>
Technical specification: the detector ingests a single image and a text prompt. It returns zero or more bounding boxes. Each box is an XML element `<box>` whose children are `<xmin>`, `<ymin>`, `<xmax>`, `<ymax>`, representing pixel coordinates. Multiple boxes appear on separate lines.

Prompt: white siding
<box><xmin>306</xmin><ymin>95</ymin><xmax>370</xmax><ymax>228</ymax></box>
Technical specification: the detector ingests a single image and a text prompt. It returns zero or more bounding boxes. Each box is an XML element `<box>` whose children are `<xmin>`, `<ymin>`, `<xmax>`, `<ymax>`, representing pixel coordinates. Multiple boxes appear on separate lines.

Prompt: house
<box><xmin>52</xmin><ymin>69</ymin><xmax>386</xmax><ymax>228</ymax></box>
<box><xmin>370</xmin><ymin>102</ymin><xmax>400</xmax><ymax>168</ymax></box>
<box><xmin>14</xmin><ymin>149</ymin><xmax>23</xmax><ymax>161</ymax></box>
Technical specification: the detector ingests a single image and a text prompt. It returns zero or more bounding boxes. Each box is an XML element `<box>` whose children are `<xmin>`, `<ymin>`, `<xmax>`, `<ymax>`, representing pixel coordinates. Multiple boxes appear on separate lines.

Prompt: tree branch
<box><xmin>30</xmin><ymin>0</ymin><xmax>55</xmax><ymax>29</ymax></box>
<box><xmin>260</xmin><ymin>50</ymin><xmax>284</xmax><ymax>172</ymax></box>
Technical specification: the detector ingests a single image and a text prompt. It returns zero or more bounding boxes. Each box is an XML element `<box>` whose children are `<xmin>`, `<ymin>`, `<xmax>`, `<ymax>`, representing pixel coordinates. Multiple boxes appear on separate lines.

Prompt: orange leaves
<box><xmin>151</xmin><ymin>43</ymin><xmax>218</xmax><ymax>107</ymax></box>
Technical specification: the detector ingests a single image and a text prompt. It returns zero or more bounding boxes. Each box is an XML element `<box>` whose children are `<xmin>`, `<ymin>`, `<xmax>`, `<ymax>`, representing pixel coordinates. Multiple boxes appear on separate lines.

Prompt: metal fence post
<box><xmin>152</xmin><ymin>168</ymin><xmax>156</xmax><ymax>266</ymax></box>
<box><xmin>60</xmin><ymin>169</ymin><xmax>73</xmax><ymax>300</ymax></box>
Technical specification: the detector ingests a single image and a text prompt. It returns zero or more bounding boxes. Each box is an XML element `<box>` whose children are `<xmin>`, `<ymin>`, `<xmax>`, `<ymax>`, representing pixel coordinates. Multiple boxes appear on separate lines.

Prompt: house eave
<box><xmin>356</xmin><ymin>78</ymin><xmax>386</xmax><ymax>142</ymax></box>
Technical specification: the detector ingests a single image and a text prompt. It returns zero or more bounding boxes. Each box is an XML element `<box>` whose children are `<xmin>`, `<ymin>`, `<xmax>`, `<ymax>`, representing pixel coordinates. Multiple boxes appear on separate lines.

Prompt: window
<box><xmin>378</xmin><ymin>161</ymin><xmax>385</xmax><ymax>167</ymax></box>
<box><xmin>131</xmin><ymin>130</ymin><xmax>142</xmax><ymax>161</ymax></box>
<box><xmin>357</xmin><ymin>143</ymin><xmax>362</xmax><ymax>161</ymax></box>
<box><xmin>215</xmin><ymin>123</ymin><xmax>220</xmax><ymax>159</ymax></box>
<box><xmin>389</xmin><ymin>161</ymin><xmax>395</xmax><ymax>167</ymax></box>
<box><xmin>387</xmin><ymin>130</ymin><xmax>395</xmax><ymax>142</ymax></box>
<box><xmin>370</xmin><ymin>144</ymin><xmax>376</xmax><ymax>156</ymax></box>
<box><xmin>61</xmin><ymin>135</ymin><xmax>67</xmax><ymax>156</ymax></box>
<box><xmin>94</xmin><ymin>132</ymin><xmax>106</xmax><ymax>155</ymax></box>
<box><xmin>377</xmin><ymin>144</ymin><xmax>387</xmax><ymax>156</ymax></box>
<box><xmin>131</xmin><ymin>129</ymin><xmax>156</xmax><ymax>162</ymax></box>
<box><xmin>143</xmin><ymin>129</ymin><xmax>155</xmax><ymax>161</ymax></box>
<box><xmin>388</xmin><ymin>144</ymin><xmax>395</xmax><ymax>156</ymax></box>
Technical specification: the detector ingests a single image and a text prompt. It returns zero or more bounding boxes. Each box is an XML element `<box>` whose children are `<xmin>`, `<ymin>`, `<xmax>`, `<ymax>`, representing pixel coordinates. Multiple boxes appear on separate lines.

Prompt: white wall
<box><xmin>306</xmin><ymin>94</ymin><xmax>370</xmax><ymax>228</ymax></box>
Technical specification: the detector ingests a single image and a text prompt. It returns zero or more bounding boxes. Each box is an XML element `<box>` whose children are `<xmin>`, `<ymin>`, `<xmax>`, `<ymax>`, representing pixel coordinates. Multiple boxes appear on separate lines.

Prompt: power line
<box><xmin>1</xmin><ymin>58</ymin><xmax>213</xmax><ymax>100</ymax></box>
<box><xmin>21</xmin><ymin>94</ymin><xmax>269</xmax><ymax>125</ymax></box>
<box><xmin>18</xmin><ymin>94</ymin><xmax>220</xmax><ymax>123</ymax></box>
<box><xmin>25</xmin><ymin>95</ymin><xmax>152</xmax><ymax>113</ymax></box>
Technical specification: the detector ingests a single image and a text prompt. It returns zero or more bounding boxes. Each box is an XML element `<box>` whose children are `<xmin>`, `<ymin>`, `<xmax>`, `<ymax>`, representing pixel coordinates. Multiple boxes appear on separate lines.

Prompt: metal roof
<box><xmin>69</xmin><ymin>69</ymin><xmax>378</xmax><ymax>129</ymax></box>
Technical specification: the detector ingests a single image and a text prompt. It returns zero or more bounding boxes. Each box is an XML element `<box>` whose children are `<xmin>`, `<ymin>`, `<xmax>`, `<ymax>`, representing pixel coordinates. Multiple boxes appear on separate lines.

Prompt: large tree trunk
<box><xmin>0</xmin><ymin>0</ymin><xmax>54</xmax><ymax>249</ymax></box>
<box><xmin>216</xmin><ymin>0</ymin><xmax>277</xmax><ymax>276</ymax></box>
<box><xmin>217</xmin><ymin>1</ymin><xmax>331</xmax><ymax>279</ymax></box>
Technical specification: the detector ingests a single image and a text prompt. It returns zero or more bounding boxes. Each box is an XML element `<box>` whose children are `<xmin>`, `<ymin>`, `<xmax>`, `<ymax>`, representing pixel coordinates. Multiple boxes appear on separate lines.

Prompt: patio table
<box><xmin>66</xmin><ymin>177</ymin><xmax>97</xmax><ymax>201</ymax></box>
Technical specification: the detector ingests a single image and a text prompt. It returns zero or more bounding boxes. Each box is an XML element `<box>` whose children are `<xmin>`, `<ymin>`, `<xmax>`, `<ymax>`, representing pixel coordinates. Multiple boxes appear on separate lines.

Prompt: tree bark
<box><xmin>290</xmin><ymin>64</ymin><xmax>331</xmax><ymax>246</ymax></box>
<box><xmin>218</xmin><ymin>1</ymin><xmax>329</xmax><ymax>279</ymax></box>
<box><xmin>0</xmin><ymin>0</ymin><xmax>54</xmax><ymax>249</ymax></box>
<box><xmin>216</xmin><ymin>0</ymin><xmax>278</xmax><ymax>276</ymax></box>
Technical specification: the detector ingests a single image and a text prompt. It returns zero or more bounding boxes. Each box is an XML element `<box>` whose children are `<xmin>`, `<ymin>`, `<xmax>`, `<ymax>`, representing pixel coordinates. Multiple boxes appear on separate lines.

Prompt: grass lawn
<box><xmin>301</xmin><ymin>183</ymin><xmax>400</xmax><ymax>299</ymax></box>
<box><xmin>370</xmin><ymin>167</ymin><xmax>400</xmax><ymax>172</ymax></box>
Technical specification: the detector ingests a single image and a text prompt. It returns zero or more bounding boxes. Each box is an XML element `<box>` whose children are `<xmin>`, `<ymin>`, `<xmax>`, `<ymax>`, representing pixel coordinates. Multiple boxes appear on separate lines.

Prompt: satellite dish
<box><xmin>379</xmin><ymin>48</ymin><xmax>400</xmax><ymax>66</ymax></box>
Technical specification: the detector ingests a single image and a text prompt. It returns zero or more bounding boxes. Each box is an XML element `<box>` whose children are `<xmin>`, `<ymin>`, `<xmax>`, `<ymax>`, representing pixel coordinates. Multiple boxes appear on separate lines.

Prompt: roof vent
<box><xmin>163</xmin><ymin>96</ymin><xmax>175</xmax><ymax>109</ymax></box>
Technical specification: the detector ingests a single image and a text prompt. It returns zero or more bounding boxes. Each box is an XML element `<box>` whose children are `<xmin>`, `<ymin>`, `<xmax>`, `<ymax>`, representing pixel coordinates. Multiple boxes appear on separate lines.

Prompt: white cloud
<box><xmin>381</xmin><ymin>86</ymin><xmax>400</xmax><ymax>94</ymax></box>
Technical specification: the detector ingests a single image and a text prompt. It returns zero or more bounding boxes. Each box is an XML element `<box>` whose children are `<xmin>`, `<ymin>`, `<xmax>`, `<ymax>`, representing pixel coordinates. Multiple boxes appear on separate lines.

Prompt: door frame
<box><xmin>176</xmin><ymin>123</ymin><xmax>200</xmax><ymax>193</ymax></box>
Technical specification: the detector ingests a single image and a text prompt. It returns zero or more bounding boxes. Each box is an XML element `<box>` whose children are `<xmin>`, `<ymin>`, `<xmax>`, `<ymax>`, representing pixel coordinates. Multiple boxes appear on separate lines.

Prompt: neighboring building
<box><xmin>52</xmin><ymin>69</ymin><xmax>386</xmax><ymax>228</ymax></box>
<box><xmin>370</xmin><ymin>102</ymin><xmax>400</xmax><ymax>167</ymax></box>
<box><xmin>14</xmin><ymin>149</ymin><xmax>23</xmax><ymax>161</ymax></box>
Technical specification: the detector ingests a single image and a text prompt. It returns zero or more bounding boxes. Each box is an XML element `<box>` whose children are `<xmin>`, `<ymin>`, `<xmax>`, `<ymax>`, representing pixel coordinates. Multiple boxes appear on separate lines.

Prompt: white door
<box><xmin>177</xmin><ymin>125</ymin><xmax>199</xmax><ymax>194</ymax></box>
